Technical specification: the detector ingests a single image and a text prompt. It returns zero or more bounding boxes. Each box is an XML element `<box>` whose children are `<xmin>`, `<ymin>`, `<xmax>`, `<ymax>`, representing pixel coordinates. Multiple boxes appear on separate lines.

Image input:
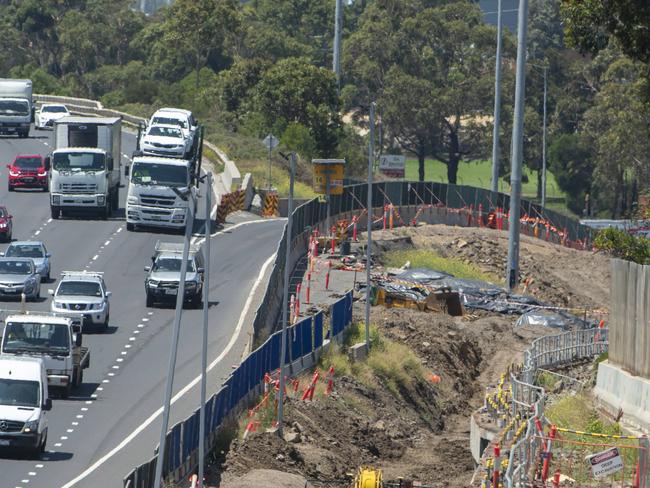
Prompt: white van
<box><xmin>0</xmin><ymin>356</ymin><xmax>51</xmax><ymax>456</ymax></box>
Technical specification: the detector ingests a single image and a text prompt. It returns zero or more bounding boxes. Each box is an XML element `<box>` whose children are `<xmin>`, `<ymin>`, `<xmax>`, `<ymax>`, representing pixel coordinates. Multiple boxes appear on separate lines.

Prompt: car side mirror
<box><xmin>107</xmin><ymin>158</ymin><xmax>114</xmax><ymax>171</ymax></box>
<box><xmin>7</xmin><ymin>215</ymin><xmax>12</xmax><ymax>219</ymax></box>
<box><xmin>0</xmin><ymin>252</ymin><xmax>4</xmax><ymax>257</ymax></box>
<box><xmin>124</xmin><ymin>165</ymin><xmax>130</xmax><ymax>177</ymax></box>
<box><xmin>44</xmin><ymin>157</ymin><xmax>51</xmax><ymax>170</ymax></box>
<box><xmin>144</xmin><ymin>266</ymin><xmax>151</xmax><ymax>272</ymax></box>
<box><xmin>43</xmin><ymin>398</ymin><xmax>52</xmax><ymax>411</ymax></box>
<box><xmin>5</xmin><ymin>164</ymin><xmax>10</xmax><ymax>169</ymax></box>
<box><xmin>105</xmin><ymin>291</ymin><xmax>112</xmax><ymax>297</ymax></box>
<box><xmin>73</xmin><ymin>332</ymin><xmax>82</xmax><ymax>347</ymax></box>
<box><xmin>46</xmin><ymin>253</ymin><xmax>51</xmax><ymax>257</ymax></box>
<box><xmin>48</xmin><ymin>289</ymin><xmax>54</xmax><ymax>296</ymax></box>
<box><xmin>197</xmin><ymin>267</ymin><xmax>205</xmax><ymax>274</ymax></box>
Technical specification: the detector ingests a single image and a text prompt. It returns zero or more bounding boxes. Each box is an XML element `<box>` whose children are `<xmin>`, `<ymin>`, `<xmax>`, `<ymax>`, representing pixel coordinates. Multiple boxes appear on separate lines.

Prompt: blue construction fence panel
<box><xmin>182</xmin><ymin>410</ymin><xmax>199</xmax><ymax>460</ymax></box>
<box><xmin>313</xmin><ymin>312</ymin><xmax>323</xmax><ymax>348</ymax></box>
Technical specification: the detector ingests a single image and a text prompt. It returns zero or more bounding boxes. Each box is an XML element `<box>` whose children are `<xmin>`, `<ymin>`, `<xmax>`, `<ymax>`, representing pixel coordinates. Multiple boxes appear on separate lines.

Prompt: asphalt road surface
<box><xmin>0</xmin><ymin>126</ymin><xmax>284</xmax><ymax>487</ymax></box>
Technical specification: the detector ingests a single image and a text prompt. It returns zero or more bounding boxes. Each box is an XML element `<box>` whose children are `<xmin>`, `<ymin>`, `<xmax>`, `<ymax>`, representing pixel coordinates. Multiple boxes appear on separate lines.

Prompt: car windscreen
<box><xmin>153</xmin><ymin>258</ymin><xmax>195</xmax><ymax>273</ymax></box>
<box><xmin>14</xmin><ymin>157</ymin><xmax>41</xmax><ymax>169</ymax></box>
<box><xmin>0</xmin><ymin>100</ymin><xmax>29</xmax><ymax>116</ymax></box>
<box><xmin>57</xmin><ymin>281</ymin><xmax>101</xmax><ymax>296</ymax></box>
<box><xmin>148</xmin><ymin>126</ymin><xmax>183</xmax><ymax>138</ymax></box>
<box><xmin>131</xmin><ymin>162</ymin><xmax>188</xmax><ymax>186</ymax></box>
<box><xmin>42</xmin><ymin>105</ymin><xmax>67</xmax><ymax>113</ymax></box>
<box><xmin>0</xmin><ymin>260</ymin><xmax>33</xmax><ymax>275</ymax></box>
<box><xmin>6</xmin><ymin>245</ymin><xmax>44</xmax><ymax>258</ymax></box>
<box><xmin>53</xmin><ymin>152</ymin><xmax>105</xmax><ymax>171</ymax></box>
<box><xmin>0</xmin><ymin>379</ymin><xmax>39</xmax><ymax>408</ymax></box>
<box><xmin>3</xmin><ymin>322</ymin><xmax>70</xmax><ymax>355</ymax></box>
<box><xmin>152</xmin><ymin>116</ymin><xmax>188</xmax><ymax>129</ymax></box>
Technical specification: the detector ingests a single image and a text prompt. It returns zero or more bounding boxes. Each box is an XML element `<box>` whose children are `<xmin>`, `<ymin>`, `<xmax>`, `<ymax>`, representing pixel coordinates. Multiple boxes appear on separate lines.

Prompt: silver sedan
<box><xmin>2</xmin><ymin>241</ymin><xmax>51</xmax><ymax>281</ymax></box>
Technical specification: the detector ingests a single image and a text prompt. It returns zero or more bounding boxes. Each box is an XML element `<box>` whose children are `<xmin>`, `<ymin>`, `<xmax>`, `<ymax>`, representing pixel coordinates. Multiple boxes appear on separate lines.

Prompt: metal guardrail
<box><xmin>503</xmin><ymin>328</ymin><xmax>609</xmax><ymax>487</ymax></box>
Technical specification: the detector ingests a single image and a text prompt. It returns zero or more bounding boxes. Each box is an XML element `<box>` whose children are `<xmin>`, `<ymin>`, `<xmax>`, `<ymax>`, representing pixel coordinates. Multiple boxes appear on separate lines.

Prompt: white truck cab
<box><xmin>126</xmin><ymin>155</ymin><xmax>195</xmax><ymax>231</ymax></box>
<box><xmin>0</xmin><ymin>356</ymin><xmax>52</xmax><ymax>456</ymax></box>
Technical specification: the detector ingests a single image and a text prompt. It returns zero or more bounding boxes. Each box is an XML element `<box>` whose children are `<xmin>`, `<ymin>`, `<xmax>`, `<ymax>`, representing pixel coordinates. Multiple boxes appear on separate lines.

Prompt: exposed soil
<box><xmin>206</xmin><ymin>225</ymin><xmax>612</xmax><ymax>488</ymax></box>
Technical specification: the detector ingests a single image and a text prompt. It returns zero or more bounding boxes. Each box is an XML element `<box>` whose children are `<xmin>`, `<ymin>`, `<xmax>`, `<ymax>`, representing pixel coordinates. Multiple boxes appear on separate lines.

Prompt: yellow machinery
<box><xmin>355</xmin><ymin>467</ymin><xmax>382</xmax><ymax>488</ymax></box>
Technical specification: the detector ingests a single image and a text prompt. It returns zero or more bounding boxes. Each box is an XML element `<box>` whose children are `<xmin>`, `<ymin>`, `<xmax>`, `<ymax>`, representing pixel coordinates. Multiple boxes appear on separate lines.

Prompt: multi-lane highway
<box><xmin>0</xmin><ymin>126</ymin><xmax>284</xmax><ymax>487</ymax></box>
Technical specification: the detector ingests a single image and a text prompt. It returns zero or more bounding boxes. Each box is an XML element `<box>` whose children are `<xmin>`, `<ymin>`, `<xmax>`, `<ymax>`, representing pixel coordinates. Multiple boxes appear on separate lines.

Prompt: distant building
<box><xmin>476</xmin><ymin>0</ymin><xmax>519</xmax><ymax>33</ymax></box>
<box><xmin>136</xmin><ymin>0</ymin><xmax>173</xmax><ymax>15</ymax></box>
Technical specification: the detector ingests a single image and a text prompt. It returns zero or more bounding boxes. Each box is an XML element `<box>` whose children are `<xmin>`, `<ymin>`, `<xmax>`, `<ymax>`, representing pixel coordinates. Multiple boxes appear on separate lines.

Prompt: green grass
<box><xmin>405</xmin><ymin>158</ymin><xmax>565</xmax><ymax>199</ymax></box>
<box><xmin>382</xmin><ymin>249</ymin><xmax>500</xmax><ymax>283</ymax></box>
<box><xmin>237</xmin><ymin>158</ymin><xmax>317</xmax><ymax>199</ymax></box>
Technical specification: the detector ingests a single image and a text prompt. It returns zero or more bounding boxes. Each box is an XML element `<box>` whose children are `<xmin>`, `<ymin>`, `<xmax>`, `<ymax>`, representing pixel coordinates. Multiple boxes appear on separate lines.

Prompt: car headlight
<box><xmin>23</xmin><ymin>420</ymin><xmax>39</xmax><ymax>433</ymax></box>
<box><xmin>38</xmin><ymin>171</ymin><xmax>47</xmax><ymax>177</ymax></box>
<box><xmin>53</xmin><ymin>300</ymin><xmax>64</xmax><ymax>308</ymax></box>
<box><xmin>147</xmin><ymin>279</ymin><xmax>159</xmax><ymax>287</ymax></box>
<box><xmin>52</xmin><ymin>195</ymin><xmax>61</xmax><ymax>205</ymax></box>
<box><xmin>9</xmin><ymin>170</ymin><xmax>19</xmax><ymax>176</ymax></box>
<box><xmin>90</xmin><ymin>302</ymin><xmax>103</xmax><ymax>310</ymax></box>
<box><xmin>185</xmin><ymin>281</ymin><xmax>197</xmax><ymax>289</ymax></box>
<box><xmin>0</xmin><ymin>223</ymin><xmax>6</xmax><ymax>228</ymax></box>
<box><xmin>127</xmin><ymin>196</ymin><xmax>138</xmax><ymax>204</ymax></box>
<box><xmin>97</xmin><ymin>195</ymin><xmax>105</xmax><ymax>205</ymax></box>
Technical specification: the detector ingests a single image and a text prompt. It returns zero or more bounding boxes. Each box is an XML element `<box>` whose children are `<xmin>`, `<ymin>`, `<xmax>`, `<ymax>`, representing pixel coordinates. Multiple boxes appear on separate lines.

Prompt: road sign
<box><xmin>586</xmin><ymin>447</ymin><xmax>624</xmax><ymax>478</ymax></box>
<box><xmin>312</xmin><ymin>159</ymin><xmax>345</xmax><ymax>195</ymax></box>
<box><xmin>263</xmin><ymin>134</ymin><xmax>279</xmax><ymax>151</ymax></box>
<box><xmin>379</xmin><ymin>154</ymin><xmax>405</xmax><ymax>178</ymax></box>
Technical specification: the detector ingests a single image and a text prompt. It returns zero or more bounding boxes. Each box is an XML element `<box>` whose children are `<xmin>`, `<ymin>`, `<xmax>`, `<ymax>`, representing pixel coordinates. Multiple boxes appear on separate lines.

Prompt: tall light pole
<box><xmin>198</xmin><ymin>172</ymin><xmax>212</xmax><ymax>488</ymax></box>
<box><xmin>541</xmin><ymin>65</ymin><xmax>548</xmax><ymax>209</ymax></box>
<box><xmin>333</xmin><ymin>0</ymin><xmax>343</xmax><ymax>92</ymax></box>
<box><xmin>365</xmin><ymin>102</ymin><xmax>375</xmax><ymax>352</ymax></box>
<box><xmin>490</xmin><ymin>0</ymin><xmax>503</xmax><ymax>195</ymax></box>
<box><xmin>277</xmin><ymin>152</ymin><xmax>296</xmax><ymax>437</ymax></box>
<box><xmin>506</xmin><ymin>0</ymin><xmax>529</xmax><ymax>291</ymax></box>
<box><xmin>153</xmin><ymin>191</ymin><xmax>195</xmax><ymax>488</ymax></box>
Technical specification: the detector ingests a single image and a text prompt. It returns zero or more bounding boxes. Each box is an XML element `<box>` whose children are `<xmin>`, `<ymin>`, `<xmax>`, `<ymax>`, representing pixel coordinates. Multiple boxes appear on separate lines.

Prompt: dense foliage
<box><xmin>1</xmin><ymin>0</ymin><xmax>649</xmax><ymax>217</ymax></box>
<box><xmin>594</xmin><ymin>228</ymin><xmax>650</xmax><ymax>265</ymax></box>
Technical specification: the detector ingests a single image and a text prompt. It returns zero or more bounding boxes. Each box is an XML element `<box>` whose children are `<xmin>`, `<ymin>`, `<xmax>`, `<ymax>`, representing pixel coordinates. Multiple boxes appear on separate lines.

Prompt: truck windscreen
<box><xmin>0</xmin><ymin>100</ymin><xmax>29</xmax><ymax>116</ymax></box>
<box><xmin>3</xmin><ymin>322</ymin><xmax>70</xmax><ymax>355</ymax></box>
<box><xmin>131</xmin><ymin>163</ymin><xmax>188</xmax><ymax>186</ymax></box>
<box><xmin>53</xmin><ymin>152</ymin><xmax>105</xmax><ymax>171</ymax></box>
<box><xmin>0</xmin><ymin>379</ymin><xmax>39</xmax><ymax>408</ymax></box>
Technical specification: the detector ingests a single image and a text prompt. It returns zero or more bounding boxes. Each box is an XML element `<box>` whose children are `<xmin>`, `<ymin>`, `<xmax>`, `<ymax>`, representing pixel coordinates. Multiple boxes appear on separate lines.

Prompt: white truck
<box><xmin>0</xmin><ymin>311</ymin><xmax>90</xmax><ymax>398</ymax></box>
<box><xmin>0</xmin><ymin>79</ymin><xmax>33</xmax><ymax>138</ymax></box>
<box><xmin>49</xmin><ymin>116</ymin><xmax>122</xmax><ymax>219</ymax></box>
<box><xmin>0</xmin><ymin>356</ymin><xmax>52</xmax><ymax>456</ymax></box>
<box><xmin>125</xmin><ymin>155</ymin><xmax>196</xmax><ymax>231</ymax></box>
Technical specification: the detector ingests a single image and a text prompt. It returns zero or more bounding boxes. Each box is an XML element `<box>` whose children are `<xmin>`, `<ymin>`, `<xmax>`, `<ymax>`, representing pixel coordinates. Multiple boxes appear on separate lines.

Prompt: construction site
<box><xmin>203</xmin><ymin>219</ymin><xmax>619</xmax><ymax>488</ymax></box>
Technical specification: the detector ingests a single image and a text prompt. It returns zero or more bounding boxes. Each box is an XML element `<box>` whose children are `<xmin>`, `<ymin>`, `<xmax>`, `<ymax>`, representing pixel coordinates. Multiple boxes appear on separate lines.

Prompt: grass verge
<box><xmin>382</xmin><ymin>249</ymin><xmax>500</xmax><ymax>283</ymax></box>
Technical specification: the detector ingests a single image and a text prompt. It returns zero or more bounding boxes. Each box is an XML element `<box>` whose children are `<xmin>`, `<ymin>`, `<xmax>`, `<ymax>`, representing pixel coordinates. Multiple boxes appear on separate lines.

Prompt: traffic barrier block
<box><xmin>262</xmin><ymin>191</ymin><xmax>279</xmax><ymax>217</ymax></box>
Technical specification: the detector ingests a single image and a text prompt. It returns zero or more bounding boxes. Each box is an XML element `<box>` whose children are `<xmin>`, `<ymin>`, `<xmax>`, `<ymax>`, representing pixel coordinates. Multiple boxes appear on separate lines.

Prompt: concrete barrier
<box><xmin>204</xmin><ymin>140</ymin><xmax>241</xmax><ymax>190</ymax></box>
<box><xmin>241</xmin><ymin>173</ymin><xmax>254</xmax><ymax>211</ymax></box>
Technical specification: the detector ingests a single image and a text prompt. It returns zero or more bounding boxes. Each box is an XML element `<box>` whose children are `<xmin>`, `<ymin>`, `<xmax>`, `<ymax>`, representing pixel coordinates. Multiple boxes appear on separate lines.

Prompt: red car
<box><xmin>0</xmin><ymin>206</ymin><xmax>12</xmax><ymax>242</ymax></box>
<box><xmin>7</xmin><ymin>154</ymin><xmax>49</xmax><ymax>191</ymax></box>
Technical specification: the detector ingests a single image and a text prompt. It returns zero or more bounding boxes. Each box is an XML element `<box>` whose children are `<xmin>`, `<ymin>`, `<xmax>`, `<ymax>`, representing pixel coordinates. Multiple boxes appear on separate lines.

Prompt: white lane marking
<box><xmin>133</xmin><ymin>330</ymin><xmax>140</xmax><ymax>335</ymax></box>
<box><xmin>92</xmin><ymin>255</ymin><xmax>99</xmax><ymax>261</ymax></box>
<box><xmin>112</xmin><ymin>365</ymin><xmax>119</xmax><ymax>369</ymax></box>
<box><xmin>121</xmin><ymin>351</ymin><xmax>127</xmax><ymax>355</ymax></box>
<box><xmin>124</xmin><ymin>345</ymin><xmax>131</xmax><ymax>349</ymax></box>
<box><xmin>137</xmin><ymin>324</ymin><xmax>144</xmax><ymax>328</ymax></box>
<box><xmin>60</xmin><ymin>436</ymin><xmax>68</xmax><ymax>440</ymax></box>
<box><xmin>34</xmin><ymin>230</ymin><xmax>40</xmax><ymax>236</ymax></box>
<box><xmin>193</xmin><ymin>218</ymin><xmax>286</xmax><ymax>246</ymax></box>
<box><xmin>128</xmin><ymin>337</ymin><xmax>135</xmax><ymax>341</ymax></box>
<box><xmin>116</xmin><ymin>227</ymin><xmax>122</xmax><ymax>233</ymax></box>
<box><xmin>141</xmin><ymin>318</ymin><xmax>149</xmax><ymax>322</ymax></box>
<box><xmin>21</xmin><ymin>479</ymin><xmax>29</xmax><ymax>483</ymax></box>
<box><xmin>47</xmin><ymin>219</ymin><xmax>52</xmax><ymax>223</ymax></box>
<box><xmin>101</xmin><ymin>379</ymin><xmax>109</xmax><ymax>383</ymax></box>
<box><xmin>81</xmin><ymin>408</ymin><xmax>88</xmax><ymax>411</ymax></box>
<box><xmin>35</xmin><ymin>465</ymin><xmax>43</xmax><ymax>469</ymax></box>
<box><xmin>85</xmin><ymin>400</ymin><xmax>92</xmax><ymax>405</ymax></box>
<box><xmin>28</xmin><ymin>472</ymin><xmax>36</xmax><ymax>476</ymax></box>
<box><xmin>59</xmin><ymin>252</ymin><xmax>277</xmax><ymax>488</ymax></box>
<box><xmin>66</xmin><ymin>429</ymin><xmax>73</xmax><ymax>433</ymax></box>
<box><xmin>76</xmin><ymin>415</ymin><xmax>83</xmax><ymax>419</ymax></box>
<box><xmin>147</xmin><ymin>311</ymin><xmax>153</xmax><ymax>316</ymax></box>
<box><xmin>104</xmin><ymin>240</ymin><xmax>110</xmax><ymax>246</ymax></box>
<box><xmin>97</xmin><ymin>387</ymin><xmax>103</xmax><ymax>391</ymax></box>
<box><xmin>116</xmin><ymin>358</ymin><xmax>123</xmax><ymax>362</ymax></box>
<box><xmin>72</xmin><ymin>422</ymin><xmax>79</xmax><ymax>426</ymax></box>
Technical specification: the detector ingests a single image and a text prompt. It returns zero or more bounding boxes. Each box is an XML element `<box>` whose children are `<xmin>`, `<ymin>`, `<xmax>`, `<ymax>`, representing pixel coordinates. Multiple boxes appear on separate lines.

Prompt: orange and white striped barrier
<box><xmin>305</xmin><ymin>272</ymin><xmax>311</xmax><ymax>304</ymax></box>
<box><xmin>325</xmin><ymin>366</ymin><xmax>335</xmax><ymax>395</ymax></box>
<box><xmin>325</xmin><ymin>261</ymin><xmax>331</xmax><ymax>290</ymax></box>
<box><xmin>189</xmin><ymin>474</ymin><xmax>199</xmax><ymax>488</ymax></box>
<box><xmin>301</xmin><ymin>370</ymin><xmax>320</xmax><ymax>401</ymax></box>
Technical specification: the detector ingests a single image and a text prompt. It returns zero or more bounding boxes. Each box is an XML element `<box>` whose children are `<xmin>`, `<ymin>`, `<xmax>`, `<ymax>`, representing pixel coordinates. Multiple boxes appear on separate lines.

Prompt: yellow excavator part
<box><xmin>355</xmin><ymin>467</ymin><xmax>382</xmax><ymax>488</ymax></box>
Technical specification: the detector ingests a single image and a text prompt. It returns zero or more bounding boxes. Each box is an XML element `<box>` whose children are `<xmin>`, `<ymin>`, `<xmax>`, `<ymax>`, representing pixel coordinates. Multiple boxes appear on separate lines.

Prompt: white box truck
<box><xmin>125</xmin><ymin>155</ymin><xmax>196</xmax><ymax>231</ymax></box>
<box><xmin>49</xmin><ymin>117</ymin><xmax>121</xmax><ymax>219</ymax></box>
<box><xmin>0</xmin><ymin>356</ymin><xmax>52</xmax><ymax>456</ymax></box>
<box><xmin>0</xmin><ymin>79</ymin><xmax>33</xmax><ymax>138</ymax></box>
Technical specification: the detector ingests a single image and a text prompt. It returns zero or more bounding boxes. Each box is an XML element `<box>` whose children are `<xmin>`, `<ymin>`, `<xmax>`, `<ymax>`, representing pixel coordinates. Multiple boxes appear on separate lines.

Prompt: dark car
<box><xmin>7</xmin><ymin>154</ymin><xmax>48</xmax><ymax>191</ymax></box>
<box><xmin>0</xmin><ymin>207</ymin><xmax>12</xmax><ymax>242</ymax></box>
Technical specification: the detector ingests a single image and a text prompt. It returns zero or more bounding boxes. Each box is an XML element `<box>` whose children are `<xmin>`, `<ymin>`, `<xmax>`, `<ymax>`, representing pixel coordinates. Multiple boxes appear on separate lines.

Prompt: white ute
<box><xmin>0</xmin><ymin>356</ymin><xmax>52</xmax><ymax>456</ymax></box>
<box><xmin>49</xmin><ymin>271</ymin><xmax>111</xmax><ymax>331</ymax></box>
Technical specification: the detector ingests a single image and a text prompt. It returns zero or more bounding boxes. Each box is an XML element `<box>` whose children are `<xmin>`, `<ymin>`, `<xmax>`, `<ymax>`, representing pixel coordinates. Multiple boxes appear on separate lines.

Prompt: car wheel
<box><xmin>45</xmin><ymin>270</ymin><xmax>50</xmax><ymax>282</ymax></box>
<box><xmin>146</xmin><ymin>292</ymin><xmax>154</xmax><ymax>308</ymax></box>
<box><xmin>42</xmin><ymin>184</ymin><xmax>48</xmax><ymax>192</ymax></box>
<box><xmin>7</xmin><ymin>184</ymin><xmax>13</xmax><ymax>192</ymax></box>
<box><xmin>74</xmin><ymin>368</ymin><xmax>83</xmax><ymax>387</ymax></box>
<box><xmin>126</xmin><ymin>222</ymin><xmax>135</xmax><ymax>232</ymax></box>
<box><xmin>102</xmin><ymin>314</ymin><xmax>109</xmax><ymax>332</ymax></box>
<box><xmin>61</xmin><ymin>383</ymin><xmax>71</xmax><ymax>399</ymax></box>
<box><xmin>39</xmin><ymin>431</ymin><xmax>47</xmax><ymax>454</ymax></box>
<box><xmin>51</xmin><ymin>206</ymin><xmax>60</xmax><ymax>220</ymax></box>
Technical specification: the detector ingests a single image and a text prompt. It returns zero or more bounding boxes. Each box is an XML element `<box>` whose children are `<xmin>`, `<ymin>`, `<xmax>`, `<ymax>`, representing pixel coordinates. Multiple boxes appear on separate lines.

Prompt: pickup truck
<box><xmin>0</xmin><ymin>311</ymin><xmax>90</xmax><ymax>398</ymax></box>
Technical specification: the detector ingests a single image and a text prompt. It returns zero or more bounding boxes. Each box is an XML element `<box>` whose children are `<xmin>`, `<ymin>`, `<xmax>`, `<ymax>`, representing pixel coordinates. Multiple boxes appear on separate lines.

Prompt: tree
<box><xmin>254</xmin><ymin>57</ymin><xmax>341</xmax><ymax>156</ymax></box>
<box><xmin>160</xmin><ymin>0</ymin><xmax>240</xmax><ymax>87</ymax></box>
<box><xmin>548</xmin><ymin>133</ymin><xmax>593</xmax><ymax>215</ymax></box>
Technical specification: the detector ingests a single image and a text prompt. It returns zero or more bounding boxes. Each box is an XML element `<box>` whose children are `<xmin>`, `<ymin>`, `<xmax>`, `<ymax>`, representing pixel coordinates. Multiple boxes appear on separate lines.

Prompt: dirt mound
<box><xmin>219</xmin><ymin>469</ymin><xmax>306</xmax><ymax>488</ymax></box>
<box><xmin>376</xmin><ymin>224</ymin><xmax>611</xmax><ymax>312</ymax></box>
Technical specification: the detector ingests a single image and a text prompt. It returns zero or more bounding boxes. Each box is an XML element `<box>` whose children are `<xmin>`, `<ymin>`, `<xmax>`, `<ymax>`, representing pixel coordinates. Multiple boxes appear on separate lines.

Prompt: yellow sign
<box><xmin>313</xmin><ymin>162</ymin><xmax>345</xmax><ymax>195</ymax></box>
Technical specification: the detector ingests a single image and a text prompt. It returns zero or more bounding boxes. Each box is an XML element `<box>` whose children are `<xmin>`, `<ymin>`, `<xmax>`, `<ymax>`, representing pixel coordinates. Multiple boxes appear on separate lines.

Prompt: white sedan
<box><xmin>140</xmin><ymin>124</ymin><xmax>192</xmax><ymax>159</ymax></box>
<box><xmin>35</xmin><ymin>103</ymin><xmax>70</xmax><ymax>129</ymax></box>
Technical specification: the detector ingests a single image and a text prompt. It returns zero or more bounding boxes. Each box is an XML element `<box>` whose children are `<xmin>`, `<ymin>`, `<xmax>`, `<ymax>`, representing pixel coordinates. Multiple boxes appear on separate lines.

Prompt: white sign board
<box><xmin>586</xmin><ymin>447</ymin><xmax>624</xmax><ymax>478</ymax></box>
<box><xmin>379</xmin><ymin>155</ymin><xmax>405</xmax><ymax>178</ymax></box>
<box><xmin>263</xmin><ymin>134</ymin><xmax>279</xmax><ymax>150</ymax></box>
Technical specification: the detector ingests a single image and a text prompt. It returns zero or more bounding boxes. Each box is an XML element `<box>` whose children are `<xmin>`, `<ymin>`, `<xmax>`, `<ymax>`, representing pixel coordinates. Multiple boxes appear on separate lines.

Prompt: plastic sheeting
<box><xmin>515</xmin><ymin>310</ymin><xmax>591</xmax><ymax>330</ymax></box>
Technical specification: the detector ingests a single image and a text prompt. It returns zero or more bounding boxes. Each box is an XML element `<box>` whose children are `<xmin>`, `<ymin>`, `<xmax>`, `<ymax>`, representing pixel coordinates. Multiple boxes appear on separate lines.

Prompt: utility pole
<box><xmin>490</xmin><ymin>0</ymin><xmax>503</xmax><ymax>195</ymax></box>
<box><xmin>541</xmin><ymin>65</ymin><xmax>548</xmax><ymax>209</ymax></box>
<box><xmin>277</xmin><ymin>152</ymin><xmax>296</xmax><ymax>437</ymax></box>
<box><xmin>333</xmin><ymin>0</ymin><xmax>343</xmax><ymax>92</ymax></box>
<box><xmin>153</xmin><ymin>191</ymin><xmax>195</xmax><ymax>488</ymax></box>
<box><xmin>365</xmin><ymin>103</ymin><xmax>375</xmax><ymax>352</ymax></box>
<box><xmin>198</xmin><ymin>172</ymin><xmax>212</xmax><ymax>488</ymax></box>
<box><xmin>506</xmin><ymin>0</ymin><xmax>529</xmax><ymax>291</ymax></box>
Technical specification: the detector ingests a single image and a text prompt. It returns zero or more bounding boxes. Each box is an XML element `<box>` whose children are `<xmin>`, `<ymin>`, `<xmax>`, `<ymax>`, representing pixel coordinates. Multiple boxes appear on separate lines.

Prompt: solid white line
<box><xmin>59</xmin><ymin>252</ymin><xmax>277</xmax><ymax>488</ymax></box>
<box><xmin>193</xmin><ymin>218</ymin><xmax>286</xmax><ymax>247</ymax></box>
